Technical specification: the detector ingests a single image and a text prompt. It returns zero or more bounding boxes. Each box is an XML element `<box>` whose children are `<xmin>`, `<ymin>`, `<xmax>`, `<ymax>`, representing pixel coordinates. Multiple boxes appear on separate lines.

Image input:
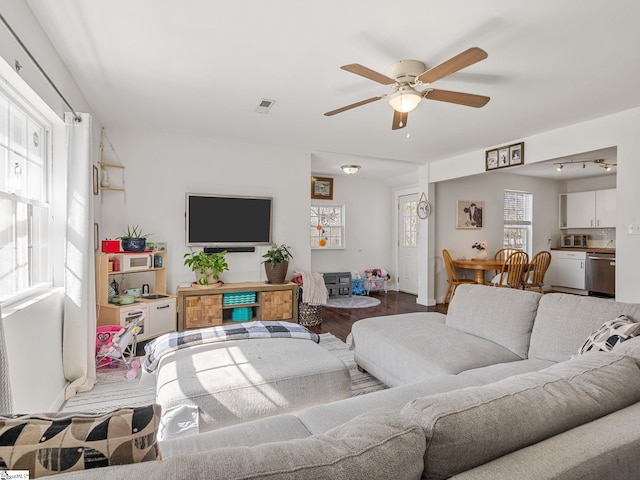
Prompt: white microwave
<box><xmin>121</xmin><ymin>253</ymin><xmax>154</xmax><ymax>271</ymax></box>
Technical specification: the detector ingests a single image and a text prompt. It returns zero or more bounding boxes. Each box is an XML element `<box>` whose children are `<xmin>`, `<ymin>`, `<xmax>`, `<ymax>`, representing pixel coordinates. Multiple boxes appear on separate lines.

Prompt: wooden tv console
<box><xmin>176</xmin><ymin>281</ymin><xmax>299</xmax><ymax>331</ymax></box>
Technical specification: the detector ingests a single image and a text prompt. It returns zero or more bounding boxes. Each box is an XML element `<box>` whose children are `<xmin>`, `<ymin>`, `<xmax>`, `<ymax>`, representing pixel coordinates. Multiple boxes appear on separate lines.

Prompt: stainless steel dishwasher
<box><xmin>586</xmin><ymin>253</ymin><xmax>615</xmax><ymax>297</ymax></box>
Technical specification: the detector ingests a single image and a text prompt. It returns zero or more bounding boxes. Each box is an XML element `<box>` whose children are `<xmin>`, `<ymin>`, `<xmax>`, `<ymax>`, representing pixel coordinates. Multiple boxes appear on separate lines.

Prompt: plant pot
<box><xmin>121</xmin><ymin>238</ymin><xmax>147</xmax><ymax>252</ymax></box>
<box><xmin>264</xmin><ymin>261</ymin><xmax>289</xmax><ymax>284</ymax></box>
<box><xmin>196</xmin><ymin>268</ymin><xmax>221</xmax><ymax>286</ymax></box>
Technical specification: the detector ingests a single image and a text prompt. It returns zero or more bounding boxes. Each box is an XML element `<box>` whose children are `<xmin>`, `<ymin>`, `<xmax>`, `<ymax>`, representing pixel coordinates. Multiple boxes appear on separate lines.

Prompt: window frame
<box><xmin>0</xmin><ymin>81</ymin><xmax>54</xmax><ymax>308</ymax></box>
<box><xmin>502</xmin><ymin>189</ymin><xmax>533</xmax><ymax>256</ymax></box>
<box><xmin>310</xmin><ymin>204</ymin><xmax>346</xmax><ymax>250</ymax></box>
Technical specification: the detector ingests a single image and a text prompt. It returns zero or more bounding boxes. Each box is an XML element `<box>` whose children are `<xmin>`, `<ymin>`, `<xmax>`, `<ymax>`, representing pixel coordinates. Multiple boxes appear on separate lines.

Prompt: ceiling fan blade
<box><xmin>392</xmin><ymin>110</ymin><xmax>408</xmax><ymax>130</ymax></box>
<box><xmin>425</xmin><ymin>89</ymin><xmax>490</xmax><ymax>108</ymax></box>
<box><xmin>417</xmin><ymin>47</ymin><xmax>488</xmax><ymax>84</ymax></box>
<box><xmin>341</xmin><ymin>64</ymin><xmax>396</xmax><ymax>85</ymax></box>
<box><xmin>324</xmin><ymin>96</ymin><xmax>384</xmax><ymax>116</ymax></box>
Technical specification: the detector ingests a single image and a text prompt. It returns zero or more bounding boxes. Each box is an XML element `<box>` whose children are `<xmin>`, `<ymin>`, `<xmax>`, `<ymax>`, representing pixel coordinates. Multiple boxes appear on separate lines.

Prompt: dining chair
<box><xmin>522</xmin><ymin>250</ymin><xmax>552</xmax><ymax>293</ymax></box>
<box><xmin>488</xmin><ymin>250</ymin><xmax>530</xmax><ymax>289</ymax></box>
<box><xmin>493</xmin><ymin>247</ymin><xmax>521</xmax><ymax>276</ymax></box>
<box><xmin>443</xmin><ymin>249</ymin><xmax>476</xmax><ymax>304</ymax></box>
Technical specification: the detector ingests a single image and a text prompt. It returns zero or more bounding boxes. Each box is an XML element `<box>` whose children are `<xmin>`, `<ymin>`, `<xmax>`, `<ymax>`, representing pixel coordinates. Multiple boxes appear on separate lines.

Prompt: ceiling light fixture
<box><xmin>388</xmin><ymin>86</ymin><xmax>422</xmax><ymax>113</ymax></box>
<box><xmin>553</xmin><ymin>159</ymin><xmax>617</xmax><ymax>172</ymax></box>
<box><xmin>341</xmin><ymin>165</ymin><xmax>361</xmax><ymax>175</ymax></box>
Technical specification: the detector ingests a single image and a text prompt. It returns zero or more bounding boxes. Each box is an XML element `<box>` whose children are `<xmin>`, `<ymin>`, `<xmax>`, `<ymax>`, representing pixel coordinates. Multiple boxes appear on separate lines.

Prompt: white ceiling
<box><xmin>23</xmin><ymin>0</ymin><xmax>640</xmax><ymax>181</ymax></box>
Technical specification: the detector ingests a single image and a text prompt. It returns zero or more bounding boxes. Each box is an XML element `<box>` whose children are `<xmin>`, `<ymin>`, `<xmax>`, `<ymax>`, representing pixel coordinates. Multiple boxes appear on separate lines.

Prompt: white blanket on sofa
<box><xmin>143</xmin><ymin>321</ymin><xmax>319</xmax><ymax>373</ymax></box>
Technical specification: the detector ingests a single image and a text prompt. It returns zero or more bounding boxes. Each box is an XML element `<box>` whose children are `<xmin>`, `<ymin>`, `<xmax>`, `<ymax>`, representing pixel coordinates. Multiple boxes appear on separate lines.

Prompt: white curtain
<box><xmin>63</xmin><ymin>112</ymin><xmax>97</xmax><ymax>399</ymax></box>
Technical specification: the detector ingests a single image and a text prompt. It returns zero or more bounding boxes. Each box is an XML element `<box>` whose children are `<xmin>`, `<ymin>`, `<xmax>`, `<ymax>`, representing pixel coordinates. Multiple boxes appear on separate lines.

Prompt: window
<box><xmin>310</xmin><ymin>205</ymin><xmax>345</xmax><ymax>249</ymax></box>
<box><xmin>503</xmin><ymin>190</ymin><xmax>532</xmax><ymax>255</ymax></box>
<box><xmin>402</xmin><ymin>200</ymin><xmax>418</xmax><ymax>247</ymax></box>
<box><xmin>0</xmin><ymin>87</ymin><xmax>51</xmax><ymax>305</ymax></box>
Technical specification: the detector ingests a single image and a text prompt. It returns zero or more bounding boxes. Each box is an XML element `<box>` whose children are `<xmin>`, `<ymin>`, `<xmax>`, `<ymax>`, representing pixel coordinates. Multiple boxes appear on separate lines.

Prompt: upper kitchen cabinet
<box><xmin>559</xmin><ymin>188</ymin><xmax>616</xmax><ymax>228</ymax></box>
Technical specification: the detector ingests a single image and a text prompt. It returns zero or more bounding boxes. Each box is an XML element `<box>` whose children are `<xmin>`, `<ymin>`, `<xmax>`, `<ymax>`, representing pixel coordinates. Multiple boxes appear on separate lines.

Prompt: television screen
<box><xmin>186</xmin><ymin>193</ymin><xmax>272</xmax><ymax>247</ymax></box>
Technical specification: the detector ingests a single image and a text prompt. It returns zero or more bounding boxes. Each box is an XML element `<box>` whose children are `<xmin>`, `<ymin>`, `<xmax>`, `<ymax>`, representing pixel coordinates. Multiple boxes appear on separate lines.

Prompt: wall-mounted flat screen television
<box><xmin>186</xmin><ymin>193</ymin><xmax>272</xmax><ymax>247</ymax></box>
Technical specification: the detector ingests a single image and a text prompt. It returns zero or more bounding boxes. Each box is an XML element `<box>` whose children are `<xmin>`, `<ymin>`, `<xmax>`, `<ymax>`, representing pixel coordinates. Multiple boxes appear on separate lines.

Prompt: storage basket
<box><xmin>297</xmin><ymin>288</ymin><xmax>322</xmax><ymax>327</ymax></box>
<box><xmin>223</xmin><ymin>292</ymin><xmax>257</xmax><ymax>306</ymax></box>
<box><xmin>231</xmin><ymin>307</ymin><xmax>253</xmax><ymax>322</ymax></box>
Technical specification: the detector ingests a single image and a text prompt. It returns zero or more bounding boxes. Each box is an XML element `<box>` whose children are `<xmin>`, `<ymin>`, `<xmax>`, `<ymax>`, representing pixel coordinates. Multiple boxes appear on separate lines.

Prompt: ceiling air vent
<box><xmin>255</xmin><ymin>98</ymin><xmax>276</xmax><ymax>114</ymax></box>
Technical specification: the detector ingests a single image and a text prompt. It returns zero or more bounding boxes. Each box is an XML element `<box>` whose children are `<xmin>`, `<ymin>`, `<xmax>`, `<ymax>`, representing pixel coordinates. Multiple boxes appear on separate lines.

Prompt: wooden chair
<box><xmin>493</xmin><ymin>248</ymin><xmax>520</xmax><ymax>276</ymax></box>
<box><xmin>443</xmin><ymin>249</ymin><xmax>475</xmax><ymax>304</ymax></box>
<box><xmin>522</xmin><ymin>251</ymin><xmax>552</xmax><ymax>293</ymax></box>
<box><xmin>488</xmin><ymin>250</ymin><xmax>530</xmax><ymax>289</ymax></box>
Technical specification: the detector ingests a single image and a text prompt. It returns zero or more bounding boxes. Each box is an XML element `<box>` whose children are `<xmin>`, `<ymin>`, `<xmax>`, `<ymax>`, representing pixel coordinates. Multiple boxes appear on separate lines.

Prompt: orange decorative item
<box><xmin>316</xmin><ymin>225</ymin><xmax>322</xmax><ymax>231</ymax></box>
<box><xmin>319</xmin><ymin>239</ymin><xmax>327</xmax><ymax>247</ymax></box>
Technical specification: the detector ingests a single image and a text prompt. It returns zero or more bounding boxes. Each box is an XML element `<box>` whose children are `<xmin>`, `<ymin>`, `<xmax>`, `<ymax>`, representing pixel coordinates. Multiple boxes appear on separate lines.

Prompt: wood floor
<box><xmin>308</xmin><ymin>291</ymin><xmax>447</xmax><ymax>342</ymax></box>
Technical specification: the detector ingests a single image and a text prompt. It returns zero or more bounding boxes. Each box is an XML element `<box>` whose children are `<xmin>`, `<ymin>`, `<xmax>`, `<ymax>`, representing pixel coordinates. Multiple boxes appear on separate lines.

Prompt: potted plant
<box><xmin>119</xmin><ymin>225</ymin><xmax>150</xmax><ymax>252</ymax></box>
<box><xmin>262</xmin><ymin>243</ymin><xmax>293</xmax><ymax>284</ymax></box>
<box><xmin>184</xmin><ymin>250</ymin><xmax>229</xmax><ymax>287</ymax></box>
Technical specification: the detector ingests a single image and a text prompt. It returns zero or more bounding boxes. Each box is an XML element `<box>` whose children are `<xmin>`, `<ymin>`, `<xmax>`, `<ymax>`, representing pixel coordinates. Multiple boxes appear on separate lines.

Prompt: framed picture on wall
<box><xmin>509</xmin><ymin>142</ymin><xmax>524</xmax><ymax>165</ymax></box>
<box><xmin>498</xmin><ymin>147</ymin><xmax>509</xmax><ymax>168</ymax></box>
<box><xmin>456</xmin><ymin>200</ymin><xmax>484</xmax><ymax>229</ymax></box>
<box><xmin>485</xmin><ymin>149</ymin><xmax>498</xmax><ymax>170</ymax></box>
<box><xmin>311</xmin><ymin>176</ymin><xmax>333</xmax><ymax>200</ymax></box>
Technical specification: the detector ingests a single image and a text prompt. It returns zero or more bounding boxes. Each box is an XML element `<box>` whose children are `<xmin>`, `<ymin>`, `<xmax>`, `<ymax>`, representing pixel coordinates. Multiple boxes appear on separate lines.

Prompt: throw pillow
<box><xmin>577</xmin><ymin>315</ymin><xmax>640</xmax><ymax>354</ymax></box>
<box><xmin>0</xmin><ymin>404</ymin><xmax>161</xmax><ymax>478</ymax></box>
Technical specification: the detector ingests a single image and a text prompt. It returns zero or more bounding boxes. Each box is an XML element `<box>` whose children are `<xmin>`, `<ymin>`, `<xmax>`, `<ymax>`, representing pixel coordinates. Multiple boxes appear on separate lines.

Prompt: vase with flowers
<box><xmin>472</xmin><ymin>241</ymin><xmax>488</xmax><ymax>259</ymax></box>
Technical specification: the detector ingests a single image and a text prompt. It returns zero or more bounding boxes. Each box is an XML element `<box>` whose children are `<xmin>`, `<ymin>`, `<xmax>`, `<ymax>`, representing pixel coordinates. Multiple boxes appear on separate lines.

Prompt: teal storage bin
<box><xmin>231</xmin><ymin>307</ymin><xmax>252</xmax><ymax>322</ymax></box>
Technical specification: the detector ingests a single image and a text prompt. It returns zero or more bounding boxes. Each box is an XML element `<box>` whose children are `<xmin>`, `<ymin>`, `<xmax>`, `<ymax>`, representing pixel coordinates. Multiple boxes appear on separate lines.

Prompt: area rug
<box><xmin>59</xmin><ymin>333</ymin><xmax>386</xmax><ymax>413</ymax></box>
<box><xmin>325</xmin><ymin>296</ymin><xmax>381</xmax><ymax>309</ymax></box>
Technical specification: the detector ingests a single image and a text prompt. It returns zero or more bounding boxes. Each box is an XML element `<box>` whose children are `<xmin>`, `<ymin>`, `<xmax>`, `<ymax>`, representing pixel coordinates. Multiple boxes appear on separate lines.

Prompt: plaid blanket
<box><xmin>142</xmin><ymin>321</ymin><xmax>319</xmax><ymax>373</ymax></box>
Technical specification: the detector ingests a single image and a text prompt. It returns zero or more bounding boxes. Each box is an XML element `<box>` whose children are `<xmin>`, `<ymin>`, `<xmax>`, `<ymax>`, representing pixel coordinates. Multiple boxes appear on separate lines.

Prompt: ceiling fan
<box><xmin>324</xmin><ymin>47</ymin><xmax>490</xmax><ymax>130</ymax></box>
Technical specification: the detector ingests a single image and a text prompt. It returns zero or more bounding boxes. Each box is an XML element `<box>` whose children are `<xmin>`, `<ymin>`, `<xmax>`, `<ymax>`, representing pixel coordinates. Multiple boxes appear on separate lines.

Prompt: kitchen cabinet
<box><xmin>551</xmin><ymin>251</ymin><xmax>586</xmax><ymax>290</ymax></box>
<box><xmin>560</xmin><ymin>189</ymin><xmax>616</xmax><ymax>228</ymax></box>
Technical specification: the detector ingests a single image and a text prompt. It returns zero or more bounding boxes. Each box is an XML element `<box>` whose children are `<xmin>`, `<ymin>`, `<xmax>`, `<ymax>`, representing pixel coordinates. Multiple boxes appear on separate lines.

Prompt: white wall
<box><xmin>310</xmin><ymin>174</ymin><xmax>394</xmax><ymax>282</ymax></box>
<box><xmin>426</xmin><ymin>106</ymin><xmax>640</xmax><ymax>304</ymax></box>
<box><xmin>98</xmin><ymin>130</ymin><xmax>312</xmax><ymax>292</ymax></box>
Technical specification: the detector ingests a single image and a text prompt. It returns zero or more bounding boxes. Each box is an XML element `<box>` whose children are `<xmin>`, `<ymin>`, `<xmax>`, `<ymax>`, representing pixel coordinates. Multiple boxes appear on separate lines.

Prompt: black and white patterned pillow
<box><xmin>0</xmin><ymin>404</ymin><xmax>161</xmax><ymax>478</ymax></box>
<box><xmin>578</xmin><ymin>315</ymin><xmax>640</xmax><ymax>354</ymax></box>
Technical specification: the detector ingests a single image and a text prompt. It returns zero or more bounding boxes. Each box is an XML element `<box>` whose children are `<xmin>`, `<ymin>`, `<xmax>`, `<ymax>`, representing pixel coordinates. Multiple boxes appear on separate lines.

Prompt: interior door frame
<box><xmin>393</xmin><ymin>186</ymin><xmax>420</xmax><ymax>294</ymax></box>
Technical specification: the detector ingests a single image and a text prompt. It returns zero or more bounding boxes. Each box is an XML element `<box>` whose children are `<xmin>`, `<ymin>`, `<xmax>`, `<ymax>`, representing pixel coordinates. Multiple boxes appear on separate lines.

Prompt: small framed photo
<box><xmin>92</xmin><ymin>165</ymin><xmax>99</xmax><ymax>195</ymax></box>
<box><xmin>485</xmin><ymin>150</ymin><xmax>498</xmax><ymax>170</ymax></box>
<box><xmin>498</xmin><ymin>147</ymin><xmax>509</xmax><ymax>168</ymax></box>
<box><xmin>509</xmin><ymin>142</ymin><xmax>524</xmax><ymax>166</ymax></box>
<box><xmin>456</xmin><ymin>200</ymin><xmax>484</xmax><ymax>229</ymax></box>
<box><xmin>311</xmin><ymin>176</ymin><xmax>334</xmax><ymax>200</ymax></box>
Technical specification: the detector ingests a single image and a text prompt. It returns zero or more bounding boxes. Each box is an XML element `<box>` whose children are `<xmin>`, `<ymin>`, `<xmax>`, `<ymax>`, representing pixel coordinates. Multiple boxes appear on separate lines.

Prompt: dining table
<box><xmin>452</xmin><ymin>258</ymin><xmax>506</xmax><ymax>284</ymax></box>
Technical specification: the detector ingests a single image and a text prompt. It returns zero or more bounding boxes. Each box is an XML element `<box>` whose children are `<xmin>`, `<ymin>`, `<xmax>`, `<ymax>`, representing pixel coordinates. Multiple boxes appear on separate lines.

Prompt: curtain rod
<box><xmin>0</xmin><ymin>13</ymin><xmax>81</xmax><ymax>121</ymax></box>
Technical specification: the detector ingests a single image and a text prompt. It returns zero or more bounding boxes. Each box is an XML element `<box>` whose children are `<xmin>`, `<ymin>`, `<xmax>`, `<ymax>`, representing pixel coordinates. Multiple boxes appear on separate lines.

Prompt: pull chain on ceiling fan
<box><xmin>324</xmin><ymin>47</ymin><xmax>490</xmax><ymax>130</ymax></box>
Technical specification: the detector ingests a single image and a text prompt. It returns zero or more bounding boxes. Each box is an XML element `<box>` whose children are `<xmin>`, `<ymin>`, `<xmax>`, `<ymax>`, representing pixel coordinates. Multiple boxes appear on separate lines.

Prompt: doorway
<box><xmin>397</xmin><ymin>193</ymin><xmax>420</xmax><ymax>294</ymax></box>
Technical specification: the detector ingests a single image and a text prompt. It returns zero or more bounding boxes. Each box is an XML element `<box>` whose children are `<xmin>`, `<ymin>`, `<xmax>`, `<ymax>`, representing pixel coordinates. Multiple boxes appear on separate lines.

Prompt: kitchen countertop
<box><xmin>551</xmin><ymin>247</ymin><xmax>615</xmax><ymax>254</ymax></box>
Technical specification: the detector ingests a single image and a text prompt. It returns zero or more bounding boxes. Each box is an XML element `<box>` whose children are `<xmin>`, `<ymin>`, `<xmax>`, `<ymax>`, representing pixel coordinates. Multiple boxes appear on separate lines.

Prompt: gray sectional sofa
<box><xmin>56</xmin><ymin>284</ymin><xmax>640</xmax><ymax>479</ymax></box>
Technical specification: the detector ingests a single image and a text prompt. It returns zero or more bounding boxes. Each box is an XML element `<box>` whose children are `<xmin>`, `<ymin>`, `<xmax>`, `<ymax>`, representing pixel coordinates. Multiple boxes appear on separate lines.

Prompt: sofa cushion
<box><xmin>445</xmin><ymin>284</ymin><xmax>541</xmax><ymax>359</ymax></box>
<box><xmin>400</xmin><ymin>352</ymin><xmax>640</xmax><ymax>480</ymax></box>
<box><xmin>0</xmin><ymin>404</ymin><xmax>161</xmax><ymax>478</ymax></box>
<box><xmin>529</xmin><ymin>293</ymin><xmax>640</xmax><ymax>362</ymax></box>
<box><xmin>352</xmin><ymin>313</ymin><xmax>521</xmax><ymax>387</ymax></box>
<box><xmin>52</xmin><ymin>410</ymin><xmax>426</xmax><ymax>480</ymax></box>
<box><xmin>577</xmin><ymin>315</ymin><xmax>640</xmax><ymax>354</ymax></box>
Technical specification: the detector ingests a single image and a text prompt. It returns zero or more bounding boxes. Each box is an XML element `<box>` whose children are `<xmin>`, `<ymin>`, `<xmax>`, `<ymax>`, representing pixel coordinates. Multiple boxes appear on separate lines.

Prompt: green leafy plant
<box><xmin>262</xmin><ymin>243</ymin><xmax>293</xmax><ymax>268</ymax></box>
<box><xmin>118</xmin><ymin>225</ymin><xmax>150</xmax><ymax>239</ymax></box>
<box><xmin>183</xmin><ymin>250</ymin><xmax>229</xmax><ymax>285</ymax></box>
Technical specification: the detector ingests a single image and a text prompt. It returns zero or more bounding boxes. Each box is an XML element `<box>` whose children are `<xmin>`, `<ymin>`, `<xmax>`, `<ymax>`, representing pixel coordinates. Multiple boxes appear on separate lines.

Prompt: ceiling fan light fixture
<box><xmin>388</xmin><ymin>87</ymin><xmax>422</xmax><ymax>113</ymax></box>
<box><xmin>341</xmin><ymin>165</ymin><xmax>361</xmax><ymax>175</ymax></box>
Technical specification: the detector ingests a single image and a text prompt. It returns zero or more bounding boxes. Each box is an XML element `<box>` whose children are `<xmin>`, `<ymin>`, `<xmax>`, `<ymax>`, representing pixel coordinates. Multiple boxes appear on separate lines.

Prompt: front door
<box><xmin>397</xmin><ymin>193</ymin><xmax>419</xmax><ymax>294</ymax></box>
